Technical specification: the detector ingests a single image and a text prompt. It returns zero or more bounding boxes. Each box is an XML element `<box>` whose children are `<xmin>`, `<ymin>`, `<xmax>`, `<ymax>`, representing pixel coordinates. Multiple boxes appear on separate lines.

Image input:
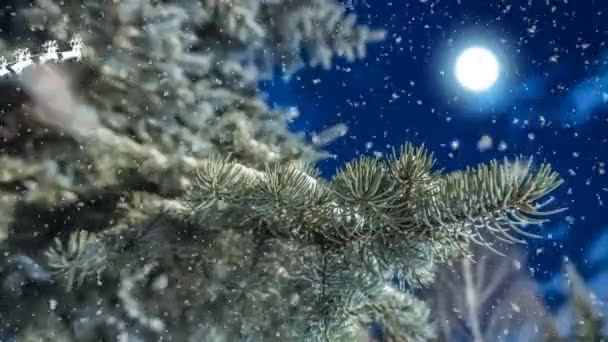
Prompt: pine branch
<box><xmin>45</xmin><ymin>230</ymin><xmax>107</xmax><ymax>292</ymax></box>
<box><xmin>415</xmin><ymin>158</ymin><xmax>564</xmax><ymax>254</ymax></box>
<box><xmin>353</xmin><ymin>285</ymin><xmax>436</xmax><ymax>342</ymax></box>
<box><xmin>189</xmin><ymin>147</ymin><xmax>563</xmax><ymax>255</ymax></box>
<box><xmin>185</xmin><ymin>144</ymin><xmax>564</xmax><ymax>340</ymax></box>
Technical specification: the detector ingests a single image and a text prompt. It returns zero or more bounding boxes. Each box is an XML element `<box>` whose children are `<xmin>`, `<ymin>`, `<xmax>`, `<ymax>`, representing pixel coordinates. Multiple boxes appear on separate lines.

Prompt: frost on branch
<box><xmin>16</xmin><ymin>0</ymin><xmax>384</xmax><ymax>164</ymax></box>
<box><xmin>181</xmin><ymin>145</ymin><xmax>563</xmax><ymax>339</ymax></box>
<box><xmin>45</xmin><ymin>230</ymin><xmax>107</xmax><ymax>292</ymax></box>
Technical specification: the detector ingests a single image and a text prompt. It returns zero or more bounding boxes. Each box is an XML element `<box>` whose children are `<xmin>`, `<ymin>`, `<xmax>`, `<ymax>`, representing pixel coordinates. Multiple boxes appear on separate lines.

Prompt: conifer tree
<box><xmin>564</xmin><ymin>262</ymin><xmax>606</xmax><ymax>342</ymax></box>
<box><xmin>0</xmin><ymin>1</ymin><xmax>564</xmax><ymax>341</ymax></box>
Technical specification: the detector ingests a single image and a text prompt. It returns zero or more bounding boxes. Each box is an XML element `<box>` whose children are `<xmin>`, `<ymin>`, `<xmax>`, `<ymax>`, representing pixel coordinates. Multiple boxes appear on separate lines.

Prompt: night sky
<box><xmin>262</xmin><ymin>0</ymin><xmax>608</xmax><ymax>308</ymax></box>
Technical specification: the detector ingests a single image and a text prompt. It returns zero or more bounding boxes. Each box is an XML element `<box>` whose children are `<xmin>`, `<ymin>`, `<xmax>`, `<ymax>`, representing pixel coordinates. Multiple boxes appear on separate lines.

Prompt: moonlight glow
<box><xmin>455</xmin><ymin>47</ymin><xmax>500</xmax><ymax>92</ymax></box>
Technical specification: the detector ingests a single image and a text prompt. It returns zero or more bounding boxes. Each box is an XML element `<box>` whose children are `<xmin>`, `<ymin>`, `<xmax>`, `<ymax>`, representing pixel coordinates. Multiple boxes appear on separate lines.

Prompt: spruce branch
<box><xmin>116</xmin><ymin>263</ymin><xmax>166</xmax><ymax>335</ymax></box>
<box><xmin>189</xmin><ymin>155</ymin><xmax>252</xmax><ymax>211</ymax></box>
<box><xmin>188</xmin><ymin>148</ymin><xmax>563</xmax><ymax>253</ymax></box>
<box><xmin>389</xmin><ymin>144</ymin><xmax>436</xmax><ymax>187</ymax></box>
<box><xmin>187</xmin><ymin>146</ymin><xmax>563</xmax><ymax>300</ymax></box>
<box><xmin>45</xmin><ymin>230</ymin><xmax>107</xmax><ymax>292</ymax></box>
<box><xmin>248</xmin><ymin>162</ymin><xmax>335</xmax><ymax>237</ymax></box>
<box><xmin>416</xmin><ymin>158</ymin><xmax>564</xmax><ymax>254</ymax></box>
<box><xmin>332</xmin><ymin>157</ymin><xmax>403</xmax><ymax>227</ymax></box>
<box><xmin>359</xmin><ymin>286</ymin><xmax>436</xmax><ymax>342</ymax></box>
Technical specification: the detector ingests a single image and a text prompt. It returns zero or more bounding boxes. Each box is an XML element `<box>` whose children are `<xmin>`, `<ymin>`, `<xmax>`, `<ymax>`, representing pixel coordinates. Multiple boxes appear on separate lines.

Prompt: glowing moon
<box><xmin>455</xmin><ymin>47</ymin><xmax>500</xmax><ymax>92</ymax></box>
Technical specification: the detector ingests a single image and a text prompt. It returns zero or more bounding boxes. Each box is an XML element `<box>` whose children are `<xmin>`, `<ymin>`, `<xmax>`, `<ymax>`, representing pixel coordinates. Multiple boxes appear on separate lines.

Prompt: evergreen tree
<box><xmin>564</xmin><ymin>262</ymin><xmax>606</xmax><ymax>342</ymax></box>
<box><xmin>0</xmin><ymin>1</ymin><xmax>563</xmax><ymax>341</ymax></box>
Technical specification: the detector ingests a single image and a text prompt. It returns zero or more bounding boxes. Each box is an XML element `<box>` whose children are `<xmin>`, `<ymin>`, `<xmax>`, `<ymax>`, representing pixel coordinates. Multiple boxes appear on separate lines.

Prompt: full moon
<box><xmin>455</xmin><ymin>47</ymin><xmax>500</xmax><ymax>92</ymax></box>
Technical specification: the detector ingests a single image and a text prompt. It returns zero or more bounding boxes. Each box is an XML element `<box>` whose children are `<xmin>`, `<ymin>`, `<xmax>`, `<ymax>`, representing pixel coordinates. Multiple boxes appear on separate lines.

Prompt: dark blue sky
<box><xmin>262</xmin><ymin>0</ymin><xmax>608</xmax><ymax>306</ymax></box>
